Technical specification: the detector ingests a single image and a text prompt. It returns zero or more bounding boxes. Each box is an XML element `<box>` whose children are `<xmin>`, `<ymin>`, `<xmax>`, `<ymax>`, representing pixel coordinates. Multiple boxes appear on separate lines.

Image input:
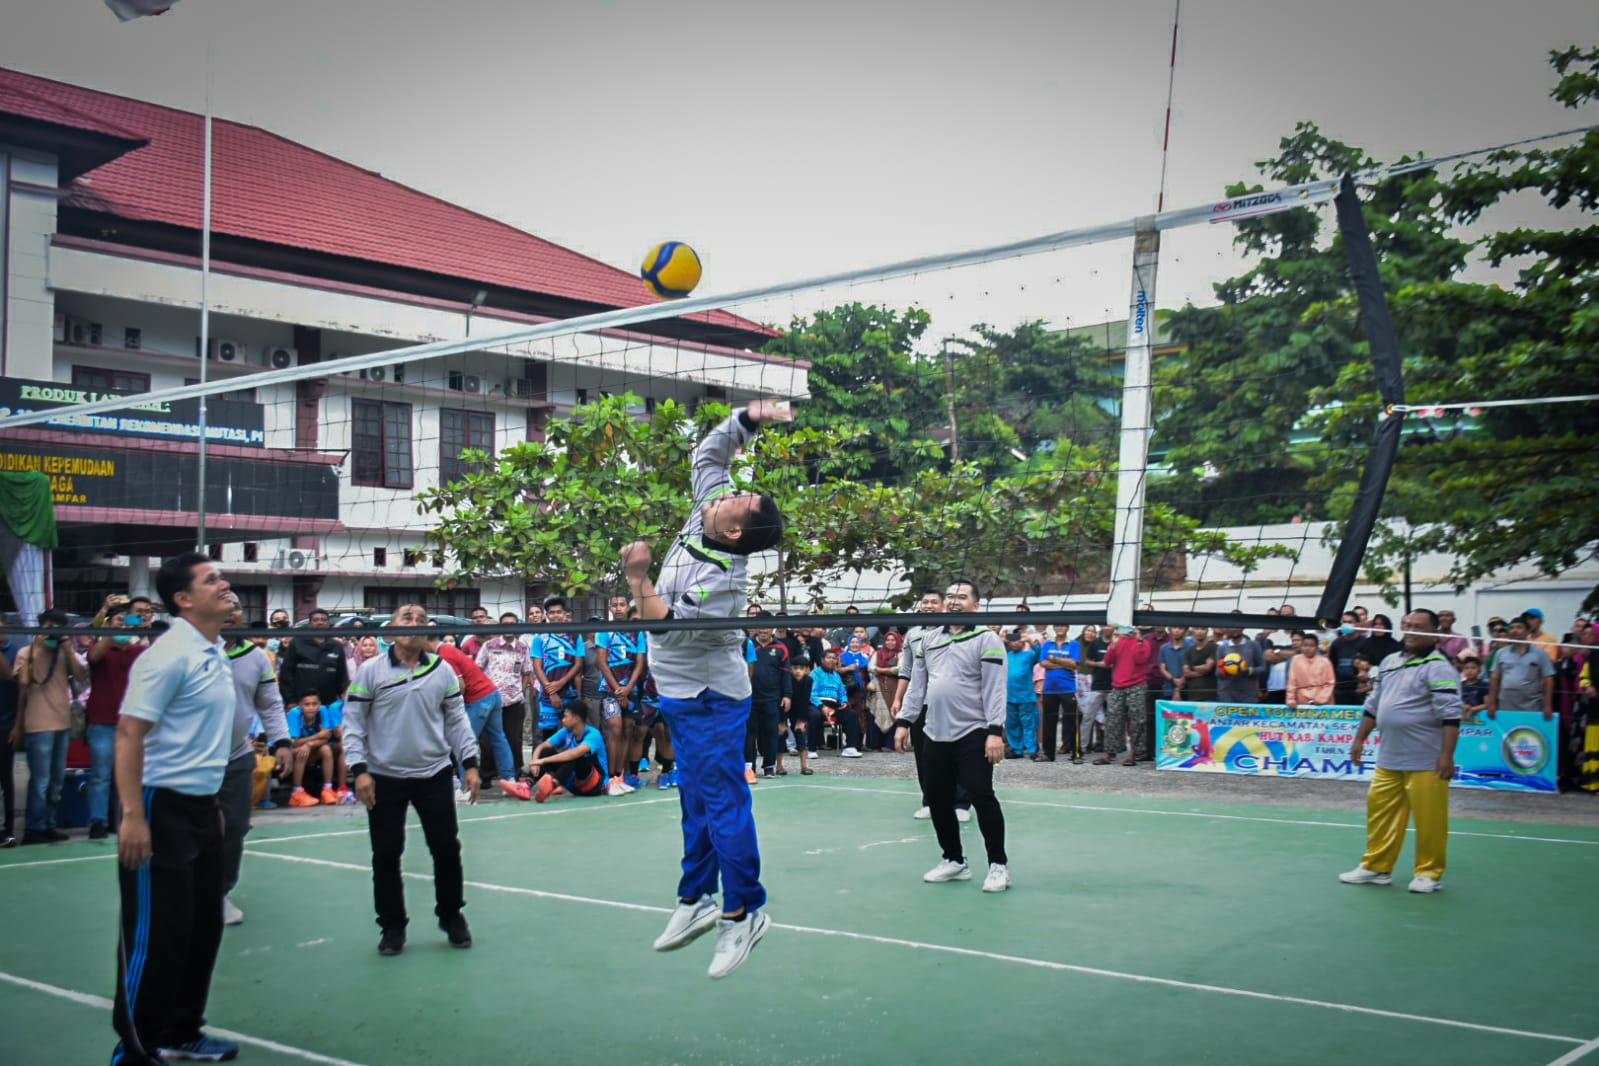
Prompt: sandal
<box><xmin>1092</xmin><ymin>755</ymin><xmax>1113</xmax><ymax>765</ymax></box>
<box><xmin>1121</xmin><ymin>756</ymin><xmax>1138</xmax><ymax>767</ymax></box>
<box><xmin>776</xmin><ymin>767</ymin><xmax>789</xmax><ymax>776</ymax></box>
<box><xmin>801</xmin><ymin>767</ymin><xmax>815</xmax><ymax>775</ymax></box>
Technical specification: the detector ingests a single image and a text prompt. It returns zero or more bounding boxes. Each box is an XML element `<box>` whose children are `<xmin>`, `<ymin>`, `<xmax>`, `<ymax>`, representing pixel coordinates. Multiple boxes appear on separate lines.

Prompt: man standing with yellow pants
<box><xmin>1340</xmin><ymin>609</ymin><xmax>1462</xmax><ymax>894</ymax></box>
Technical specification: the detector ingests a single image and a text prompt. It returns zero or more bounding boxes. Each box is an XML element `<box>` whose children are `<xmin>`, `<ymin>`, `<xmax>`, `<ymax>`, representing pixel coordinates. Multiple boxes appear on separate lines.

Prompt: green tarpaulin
<box><xmin>0</xmin><ymin>471</ymin><xmax>58</xmax><ymax>548</ymax></box>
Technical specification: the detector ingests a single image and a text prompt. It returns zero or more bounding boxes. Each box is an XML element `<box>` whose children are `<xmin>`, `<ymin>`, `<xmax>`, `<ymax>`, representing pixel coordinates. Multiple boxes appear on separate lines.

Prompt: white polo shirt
<box><xmin>119</xmin><ymin>616</ymin><xmax>235</xmax><ymax>795</ymax></box>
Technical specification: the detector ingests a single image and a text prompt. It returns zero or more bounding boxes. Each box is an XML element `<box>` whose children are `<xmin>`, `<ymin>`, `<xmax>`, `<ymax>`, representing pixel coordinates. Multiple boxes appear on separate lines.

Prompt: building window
<box><xmin>440</xmin><ymin>409</ymin><xmax>494</xmax><ymax>485</ymax></box>
<box><xmin>207</xmin><ymin>543</ymin><xmax>223</xmax><ymax>562</ymax></box>
<box><xmin>229</xmin><ymin>585</ymin><xmax>268</xmax><ymax>622</ymax></box>
<box><xmin>352</xmin><ymin>399</ymin><xmax>413</xmax><ymax>488</ymax></box>
<box><xmin>363</xmin><ymin>586</ymin><xmax>479</xmax><ymax>619</ymax></box>
<box><xmin>72</xmin><ymin>366</ymin><xmax>151</xmax><ymax>394</ymax></box>
<box><xmin>186</xmin><ymin>377</ymin><xmax>255</xmax><ymax>403</ymax></box>
<box><xmin>373</xmin><ymin>547</ymin><xmax>387</xmax><ymax>567</ymax></box>
<box><xmin>243</xmin><ymin>542</ymin><xmax>259</xmax><ymax>563</ymax></box>
<box><xmin>123</xmin><ymin>328</ymin><xmax>142</xmax><ymax>350</ymax></box>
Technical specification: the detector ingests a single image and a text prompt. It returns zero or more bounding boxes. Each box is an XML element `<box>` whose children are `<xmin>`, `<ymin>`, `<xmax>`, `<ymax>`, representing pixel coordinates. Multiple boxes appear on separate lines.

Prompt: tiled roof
<box><xmin>0</xmin><ymin>67</ymin><xmax>769</xmax><ymax>338</ymax></box>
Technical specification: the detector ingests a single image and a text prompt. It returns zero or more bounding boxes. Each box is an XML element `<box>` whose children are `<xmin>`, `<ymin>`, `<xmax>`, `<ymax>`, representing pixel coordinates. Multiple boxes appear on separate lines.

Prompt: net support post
<box><xmin>1107</xmin><ymin>219</ymin><xmax>1160</xmax><ymax>631</ymax></box>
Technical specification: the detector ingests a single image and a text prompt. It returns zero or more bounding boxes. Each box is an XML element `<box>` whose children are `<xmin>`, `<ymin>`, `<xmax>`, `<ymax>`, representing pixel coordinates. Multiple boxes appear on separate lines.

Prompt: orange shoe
<box><xmin>320</xmin><ymin>786</ymin><xmax>339</xmax><ymax>805</ymax></box>
<box><xmin>288</xmin><ymin>788</ymin><xmax>319</xmax><ymax>808</ymax></box>
<box><xmin>744</xmin><ymin>767</ymin><xmax>757</xmax><ymax>785</ymax></box>
<box><xmin>499</xmin><ymin>779</ymin><xmax>532</xmax><ymax>801</ymax></box>
<box><xmin>534</xmin><ymin>776</ymin><xmax>564</xmax><ymax>803</ymax></box>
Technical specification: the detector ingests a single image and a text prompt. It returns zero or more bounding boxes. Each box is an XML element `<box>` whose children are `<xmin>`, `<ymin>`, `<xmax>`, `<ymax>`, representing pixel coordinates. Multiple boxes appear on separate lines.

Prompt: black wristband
<box><xmin>350</xmin><ymin>762</ymin><xmax>369</xmax><ymax>778</ymax></box>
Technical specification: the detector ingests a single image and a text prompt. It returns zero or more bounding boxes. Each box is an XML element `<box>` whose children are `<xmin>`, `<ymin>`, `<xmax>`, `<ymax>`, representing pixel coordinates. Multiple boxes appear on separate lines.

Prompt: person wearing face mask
<box><xmin>1328</xmin><ymin>611</ymin><xmax>1366</xmax><ymax>706</ymax></box>
<box><xmin>264</xmin><ymin>609</ymin><xmax>291</xmax><ymax>662</ymax></box>
<box><xmin>11</xmin><ymin>607</ymin><xmax>88</xmax><ymax>844</ymax></box>
<box><xmin>85</xmin><ymin>595</ymin><xmax>150</xmax><ymax>839</ymax></box>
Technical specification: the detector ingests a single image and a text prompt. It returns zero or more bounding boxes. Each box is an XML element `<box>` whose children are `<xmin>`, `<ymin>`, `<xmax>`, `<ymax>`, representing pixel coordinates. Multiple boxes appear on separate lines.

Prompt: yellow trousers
<box><xmin>1360</xmin><ymin>766</ymin><xmax>1449</xmax><ymax>881</ymax></box>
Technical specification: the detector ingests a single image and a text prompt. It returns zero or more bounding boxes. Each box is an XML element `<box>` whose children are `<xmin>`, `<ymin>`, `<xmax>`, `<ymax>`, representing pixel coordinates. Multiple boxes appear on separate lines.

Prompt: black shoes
<box><xmin>441</xmin><ymin>913</ymin><xmax>472</xmax><ymax>949</ymax></box>
<box><xmin>21</xmin><ymin>829</ymin><xmax>67</xmax><ymax>845</ymax></box>
<box><xmin>377</xmin><ymin>929</ymin><xmax>406</xmax><ymax>956</ymax></box>
<box><xmin>88</xmin><ymin>821</ymin><xmax>109</xmax><ymax>840</ymax></box>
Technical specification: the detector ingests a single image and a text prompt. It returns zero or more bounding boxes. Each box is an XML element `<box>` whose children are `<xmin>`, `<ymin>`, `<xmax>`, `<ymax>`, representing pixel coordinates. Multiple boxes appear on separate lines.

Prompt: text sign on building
<box><xmin>0</xmin><ymin>441</ymin><xmax>338</xmax><ymax>518</ymax></box>
<box><xmin>0</xmin><ymin>378</ymin><xmax>265</xmax><ymax>447</ymax></box>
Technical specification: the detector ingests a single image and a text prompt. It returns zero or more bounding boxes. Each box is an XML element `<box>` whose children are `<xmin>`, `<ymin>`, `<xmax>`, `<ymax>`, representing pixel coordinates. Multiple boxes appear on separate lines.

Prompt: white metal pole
<box><xmin>195</xmin><ymin>65</ymin><xmax>212</xmax><ymax>551</ymax></box>
<box><xmin>1107</xmin><ymin>221</ymin><xmax>1160</xmax><ymax>631</ymax></box>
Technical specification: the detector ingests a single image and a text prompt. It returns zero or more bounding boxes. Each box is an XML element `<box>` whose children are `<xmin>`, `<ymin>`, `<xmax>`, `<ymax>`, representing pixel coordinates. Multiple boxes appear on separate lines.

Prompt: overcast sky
<box><xmin>2</xmin><ymin>0</ymin><xmax>1594</xmax><ymax>345</ymax></box>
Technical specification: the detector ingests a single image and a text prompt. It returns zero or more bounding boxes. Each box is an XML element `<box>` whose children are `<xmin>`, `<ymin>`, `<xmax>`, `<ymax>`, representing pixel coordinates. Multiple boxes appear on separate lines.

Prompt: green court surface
<box><xmin>3</xmin><ymin>779</ymin><xmax>1598</xmax><ymax>1066</ymax></box>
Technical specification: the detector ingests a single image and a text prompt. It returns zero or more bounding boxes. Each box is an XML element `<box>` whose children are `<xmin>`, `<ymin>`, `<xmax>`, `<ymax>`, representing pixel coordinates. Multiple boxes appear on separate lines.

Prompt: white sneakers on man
<box><xmin>923</xmin><ymin>859</ymin><xmax>971</xmax><ymax>882</ymax></box>
<box><xmin>653</xmin><ymin>894</ymin><xmax>720</xmax><ymax>951</ymax></box>
<box><xmin>707</xmin><ymin>910</ymin><xmax>771</xmax><ymax>979</ymax></box>
<box><xmin>912</xmin><ymin>806</ymin><xmax>931</xmax><ymax>820</ymax></box>
<box><xmin>222</xmin><ymin>896</ymin><xmax>244</xmax><ymax>926</ymax></box>
<box><xmin>982</xmin><ymin>864</ymin><xmax>1010</xmax><ymax>892</ymax></box>
<box><xmin>1338</xmin><ymin>866</ymin><xmax>1392</xmax><ymax>886</ymax></box>
<box><xmin>955</xmin><ymin>808</ymin><xmax>971</xmax><ymax>823</ymax></box>
<box><xmin>840</xmin><ymin>747</ymin><xmax>862</xmax><ymax>758</ymax></box>
<box><xmin>1408</xmin><ymin>876</ymin><xmax>1442</xmax><ymax>894</ymax></box>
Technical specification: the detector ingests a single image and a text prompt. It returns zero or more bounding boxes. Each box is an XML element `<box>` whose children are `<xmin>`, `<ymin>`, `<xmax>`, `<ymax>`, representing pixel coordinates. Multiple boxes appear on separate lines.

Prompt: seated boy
<box><xmin>508</xmin><ymin>700</ymin><xmax>610</xmax><ymax>802</ymax></box>
<box><xmin>286</xmin><ymin>694</ymin><xmax>349</xmax><ymax>806</ymax></box>
<box><xmin>814</xmin><ymin>649</ymin><xmax>861</xmax><ymax>757</ymax></box>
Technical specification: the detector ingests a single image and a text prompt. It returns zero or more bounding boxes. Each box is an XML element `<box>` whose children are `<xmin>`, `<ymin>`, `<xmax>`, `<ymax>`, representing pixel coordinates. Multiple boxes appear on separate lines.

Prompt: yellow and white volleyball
<box><xmin>639</xmin><ymin>241</ymin><xmax>702</xmax><ymax>299</ymax></box>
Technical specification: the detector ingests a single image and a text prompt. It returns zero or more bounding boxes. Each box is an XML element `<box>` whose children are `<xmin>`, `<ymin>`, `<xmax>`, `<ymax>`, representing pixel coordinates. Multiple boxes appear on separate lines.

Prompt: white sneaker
<box><xmin>841</xmin><ymin>747</ymin><xmax>862</xmax><ymax>758</ymax></box>
<box><xmin>913</xmin><ymin>806</ymin><xmax>931</xmax><ymax>820</ymax></box>
<box><xmin>1408</xmin><ymin>876</ymin><xmax>1442</xmax><ymax>894</ymax></box>
<box><xmin>982</xmin><ymin>863</ymin><xmax>1010</xmax><ymax>893</ymax></box>
<box><xmin>955</xmin><ymin>807</ymin><xmax>971</xmax><ymax>823</ymax></box>
<box><xmin>222</xmin><ymin>896</ymin><xmax>244</xmax><ymax>926</ymax></box>
<box><xmin>708</xmin><ymin>910</ymin><xmax>771</xmax><ymax>979</ymax></box>
<box><xmin>455</xmin><ymin>788</ymin><xmax>473</xmax><ymax>805</ymax></box>
<box><xmin>923</xmin><ymin>859</ymin><xmax>972</xmax><ymax>883</ymax></box>
<box><xmin>1338</xmin><ymin>866</ymin><xmax>1392</xmax><ymax>886</ymax></box>
<box><xmin>606</xmin><ymin>778</ymin><xmax>628</xmax><ymax>797</ymax></box>
<box><xmin>653</xmin><ymin>894</ymin><xmax>720</xmax><ymax>952</ymax></box>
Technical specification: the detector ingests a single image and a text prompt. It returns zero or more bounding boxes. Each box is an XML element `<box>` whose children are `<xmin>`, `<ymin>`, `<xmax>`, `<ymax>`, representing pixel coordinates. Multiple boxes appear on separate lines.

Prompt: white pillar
<box><xmin>1107</xmin><ymin>220</ymin><xmax>1159</xmax><ymax>631</ymax></box>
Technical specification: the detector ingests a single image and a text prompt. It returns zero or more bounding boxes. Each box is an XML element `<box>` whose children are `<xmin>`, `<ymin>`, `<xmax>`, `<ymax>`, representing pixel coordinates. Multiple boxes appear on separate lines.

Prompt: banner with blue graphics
<box><xmin>1155</xmin><ymin>701</ymin><xmax>1557</xmax><ymax>793</ymax></box>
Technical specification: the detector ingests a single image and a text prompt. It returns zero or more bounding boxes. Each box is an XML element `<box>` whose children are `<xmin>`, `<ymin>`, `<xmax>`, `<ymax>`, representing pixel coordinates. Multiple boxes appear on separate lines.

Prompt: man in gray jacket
<box><xmin>218</xmin><ymin>602</ymin><xmax>291</xmax><ymax>926</ymax></box>
<box><xmin>622</xmin><ymin>399</ymin><xmax>791</xmax><ymax>979</ymax></box>
<box><xmin>895</xmin><ymin>579</ymin><xmax>1011</xmax><ymax>893</ymax></box>
<box><xmin>345</xmin><ymin>603</ymin><xmax>480</xmax><ymax>956</ymax></box>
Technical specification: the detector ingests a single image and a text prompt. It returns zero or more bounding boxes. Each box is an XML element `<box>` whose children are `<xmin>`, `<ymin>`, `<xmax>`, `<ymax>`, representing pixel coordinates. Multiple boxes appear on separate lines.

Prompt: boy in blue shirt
<box><xmin>1002</xmin><ymin>627</ymin><xmax>1040</xmax><ymax>758</ymax></box>
<box><xmin>527</xmin><ymin>700</ymin><xmax>608</xmax><ymax>802</ymax></box>
<box><xmin>531</xmin><ymin>595</ymin><xmax>586</xmax><ymax>739</ymax></box>
<box><xmin>814</xmin><ymin>649</ymin><xmax>860</xmax><ymax>757</ymax></box>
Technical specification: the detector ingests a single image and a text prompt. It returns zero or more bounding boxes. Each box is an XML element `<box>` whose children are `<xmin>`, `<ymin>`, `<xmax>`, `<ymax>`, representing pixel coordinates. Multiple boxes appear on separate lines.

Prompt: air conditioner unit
<box><xmin>208</xmin><ymin>338</ymin><xmax>244</xmax><ymax>363</ymax></box>
<box><xmin>462</xmin><ymin>374</ymin><xmax>482</xmax><ymax>394</ymax></box>
<box><xmin>360</xmin><ymin>366</ymin><xmax>387</xmax><ymax>382</ymax></box>
<box><xmin>506</xmin><ymin>378</ymin><xmax>533</xmax><ymax>400</ymax></box>
<box><xmin>285</xmin><ymin>549</ymin><xmax>315</xmax><ymax>571</ymax></box>
<box><xmin>54</xmin><ymin>314</ymin><xmax>91</xmax><ymax>346</ymax></box>
<box><xmin>263</xmin><ymin>346</ymin><xmax>298</xmax><ymax>370</ymax></box>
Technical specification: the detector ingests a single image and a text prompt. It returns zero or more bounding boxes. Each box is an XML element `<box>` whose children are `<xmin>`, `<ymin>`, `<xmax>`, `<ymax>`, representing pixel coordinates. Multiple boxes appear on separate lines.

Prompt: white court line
<box><xmin>1547</xmin><ymin>1036</ymin><xmax>1599</xmax><ymax>1065</ymax></box>
<box><xmin>788</xmin><ymin>781</ymin><xmax>1599</xmax><ymax>846</ymax></box>
<box><xmin>0</xmin><ymin>971</ymin><xmax>372</xmax><ymax>1066</ymax></box>
<box><xmin>0</xmin><ymin>793</ymin><xmax>683</xmax><ymax>868</ymax></box>
<box><xmin>252</xmin><ymin>849</ymin><xmax>1585</xmax><ymax>1048</ymax></box>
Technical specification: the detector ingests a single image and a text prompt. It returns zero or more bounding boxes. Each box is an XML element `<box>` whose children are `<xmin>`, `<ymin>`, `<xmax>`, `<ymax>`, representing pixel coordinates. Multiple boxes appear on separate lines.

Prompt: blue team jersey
<box><xmin>544</xmin><ymin>723</ymin><xmax>608</xmax><ymax>778</ymax></box>
<box><xmin>1006</xmin><ymin>644</ymin><xmax>1040</xmax><ymax>701</ymax></box>
<box><xmin>596</xmin><ymin>631</ymin><xmax>643</xmax><ymax>692</ymax></box>
<box><xmin>533</xmin><ymin>633</ymin><xmax>586</xmax><ymax>703</ymax></box>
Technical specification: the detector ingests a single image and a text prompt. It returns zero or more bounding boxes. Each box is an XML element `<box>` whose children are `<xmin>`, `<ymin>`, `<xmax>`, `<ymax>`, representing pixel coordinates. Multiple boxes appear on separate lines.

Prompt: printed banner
<box><xmin>1155</xmin><ymin>701</ymin><xmax>1556</xmax><ymax>794</ymax></box>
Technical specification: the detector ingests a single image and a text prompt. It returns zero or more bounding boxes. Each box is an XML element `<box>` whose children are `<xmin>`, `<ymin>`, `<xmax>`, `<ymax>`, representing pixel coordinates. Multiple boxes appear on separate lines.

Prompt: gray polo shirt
<box><xmin>898</xmin><ymin>626</ymin><xmax>1006</xmax><ymax>743</ymax></box>
<box><xmin>226</xmin><ymin>642</ymin><xmax>289</xmax><ymax>761</ymax></box>
<box><xmin>343</xmin><ymin>648</ymin><xmax>477</xmax><ymax>779</ymax></box>
<box><xmin>1366</xmin><ymin>648</ymin><xmax>1462</xmax><ymax>771</ymax></box>
<box><xmin>648</xmin><ymin>412</ymin><xmax>761</xmax><ymax>702</ymax></box>
<box><xmin>1492</xmin><ymin>644</ymin><xmax>1554</xmax><ymax>711</ymax></box>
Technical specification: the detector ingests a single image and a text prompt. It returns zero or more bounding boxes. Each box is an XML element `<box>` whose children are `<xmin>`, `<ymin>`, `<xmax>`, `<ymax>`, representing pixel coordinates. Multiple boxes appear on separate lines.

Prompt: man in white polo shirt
<box><xmin>112</xmin><ymin>551</ymin><xmax>241</xmax><ymax>1065</ymax></box>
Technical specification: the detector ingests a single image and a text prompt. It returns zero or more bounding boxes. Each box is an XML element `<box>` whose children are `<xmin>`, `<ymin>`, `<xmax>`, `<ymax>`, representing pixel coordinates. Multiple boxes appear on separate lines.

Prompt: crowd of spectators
<box><xmin>1</xmin><ymin>594</ymin><xmax>1596</xmax><ymax>848</ymax></box>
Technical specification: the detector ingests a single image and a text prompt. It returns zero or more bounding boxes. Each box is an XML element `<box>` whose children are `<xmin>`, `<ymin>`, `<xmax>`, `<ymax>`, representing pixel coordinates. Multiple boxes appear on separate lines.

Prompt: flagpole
<box><xmin>195</xmin><ymin>50</ymin><xmax>212</xmax><ymax>551</ymax></box>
